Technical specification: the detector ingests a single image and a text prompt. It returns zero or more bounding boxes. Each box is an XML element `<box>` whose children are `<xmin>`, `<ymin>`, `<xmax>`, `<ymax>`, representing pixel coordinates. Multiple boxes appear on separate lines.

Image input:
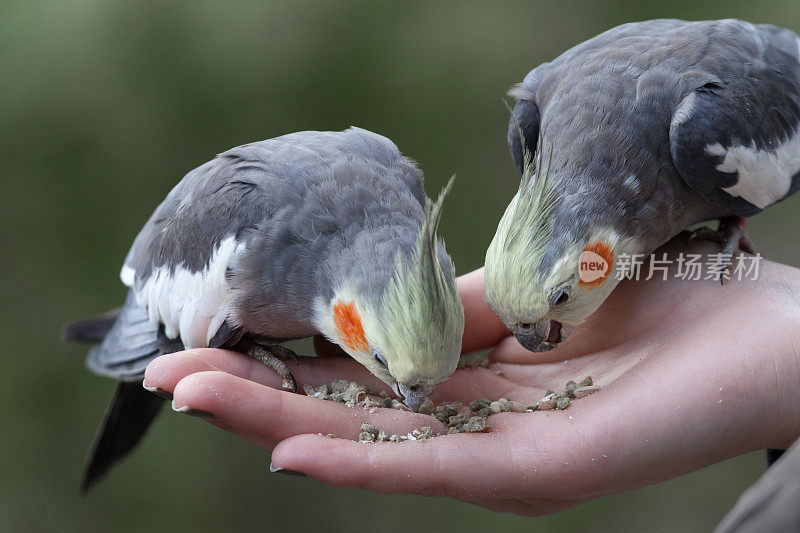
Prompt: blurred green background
<box><xmin>3</xmin><ymin>0</ymin><xmax>800</xmax><ymax>531</ymax></box>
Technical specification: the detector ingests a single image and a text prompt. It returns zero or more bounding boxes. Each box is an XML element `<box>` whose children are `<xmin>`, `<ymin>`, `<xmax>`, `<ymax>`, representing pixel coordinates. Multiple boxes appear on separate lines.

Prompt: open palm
<box><xmin>144</xmin><ymin>237</ymin><xmax>800</xmax><ymax>515</ymax></box>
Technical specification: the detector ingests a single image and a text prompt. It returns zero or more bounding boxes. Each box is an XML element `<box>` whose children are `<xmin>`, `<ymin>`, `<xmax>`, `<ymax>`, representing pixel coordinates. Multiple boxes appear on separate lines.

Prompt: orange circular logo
<box><xmin>578</xmin><ymin>241</ymin><xmax>614</xmax><ymax>289</ymax></box>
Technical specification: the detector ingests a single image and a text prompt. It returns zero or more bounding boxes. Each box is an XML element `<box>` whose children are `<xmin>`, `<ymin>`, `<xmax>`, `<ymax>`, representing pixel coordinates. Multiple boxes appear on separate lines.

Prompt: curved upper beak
<box><xmin>513</xmin><ymin>319</ymin><xmax>572</xmax><ymax>353</ymax></box>
<box><xmin>392</xmin><ymin>382</ymin><xmax>430</xmax><ymax>411</ymax></box>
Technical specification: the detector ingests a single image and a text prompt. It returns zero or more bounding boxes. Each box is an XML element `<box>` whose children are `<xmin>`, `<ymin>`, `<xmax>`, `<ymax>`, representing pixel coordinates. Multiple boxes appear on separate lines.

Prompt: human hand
<box><xmin>143</xmin><ymin>236</ymin><xmax>800</xmax><ymax>515</ymax></box>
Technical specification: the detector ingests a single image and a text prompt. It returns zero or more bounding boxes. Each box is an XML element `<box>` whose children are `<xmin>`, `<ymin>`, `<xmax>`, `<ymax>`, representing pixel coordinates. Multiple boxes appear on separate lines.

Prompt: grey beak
<box><xmin>513</xmin><ymin>319</ymin><xmax>572</xmax><ymax>353</ymax></box>
<box><xmin>396</xmin><ymin>383</ymin><xmax>429</xmax><ymax>411</ymax></box>
<box><xmin>515</xmin><ymin>331</ymin><xmax>557</xmax><ymax>352</ymax></box>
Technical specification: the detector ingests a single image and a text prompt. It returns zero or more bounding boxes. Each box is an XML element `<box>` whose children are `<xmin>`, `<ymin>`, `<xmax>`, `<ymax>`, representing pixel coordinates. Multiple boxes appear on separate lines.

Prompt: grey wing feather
<box><xmin>85</xmin><ymin>292</ymin><xmax>241</xmax><ymax>380</ymax></box>
<box><xmin>86</xmin><ymin>292</ymin><xmax>162</xmax><ymax>381</ymax></box>
<box><xmin>507</xmin><ymin>65</ymin><xmax>547</xmax><ymax>175</ymax></box>
<box><xmin>123</xmin><ymin>127</ymin><xmax>414</xmax><ymax>280</ymax></box>
<box><xmin>669</xmin><ymin>22</ymin><xmax>800</xmax><ymax>216</ymax></box>
<box><xmin>122</xmin><ymin>156</ymin><xmax>271</xmax><ymax>279</ymax></box>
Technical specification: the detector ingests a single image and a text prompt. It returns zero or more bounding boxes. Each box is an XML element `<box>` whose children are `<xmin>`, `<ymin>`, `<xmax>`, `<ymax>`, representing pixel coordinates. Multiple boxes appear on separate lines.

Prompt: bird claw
<box><xmin>281</xmin><ymin>376</ymin><xmax>297</xmax><ymax>391</ymax></box>
<box><xmin>687</xmin><ymin>216</ymin><xmax>755</xmax><ymax>285</ymax></box>
<box><xmin>265</xmin><ymin>343</ymin><xmax>301</xmax><ymax>365</ymax></box>
<box><xmin>245</xmin><ymin>343</ymin><xmax>299</xmax><ymax>393</ymax></box>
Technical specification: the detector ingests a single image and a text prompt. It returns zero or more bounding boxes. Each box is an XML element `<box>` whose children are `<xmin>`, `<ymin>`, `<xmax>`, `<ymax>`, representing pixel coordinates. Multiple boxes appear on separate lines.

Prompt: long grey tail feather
<box><xmin>74</xmin><ymin>291</ymin><xmax>165</xmax><ymax>492</ymax></box>
<box><xmin>62</xmin><ymin>309</ymin><xmax>122</xmax><ymax>342</ymax></box>
<box><xmin>73</xmin><ymin>291</ymin><xmax>240</xmax><ymax>492</ymax></box>
<box><xmin>81</xmin><ymin>382</ymin><xmax>165</xmax><ymax>493</ymax></box>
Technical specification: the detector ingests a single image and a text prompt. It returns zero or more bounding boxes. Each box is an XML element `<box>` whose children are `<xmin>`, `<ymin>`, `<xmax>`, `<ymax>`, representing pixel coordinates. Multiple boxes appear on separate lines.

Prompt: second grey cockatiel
<box><xmin>65</xmin><ymin>127</ymin><xmax>464</xmax><ymax>491</ymax></box>
<box><xmin>485</xmin><ymin>19</ymin><xmax>800</xmax><ymax>353</ymax></box>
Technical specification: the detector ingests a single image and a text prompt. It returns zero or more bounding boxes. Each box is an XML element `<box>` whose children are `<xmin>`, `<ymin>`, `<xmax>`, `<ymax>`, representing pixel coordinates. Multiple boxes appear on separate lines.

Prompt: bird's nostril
<box><xmin>519</xmin><ymin>323</ymin><xmax>531</xmax><ymax>330</ymax></box>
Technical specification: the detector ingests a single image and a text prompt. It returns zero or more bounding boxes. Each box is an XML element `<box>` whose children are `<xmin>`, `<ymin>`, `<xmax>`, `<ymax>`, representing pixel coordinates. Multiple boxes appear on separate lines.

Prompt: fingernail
<box><xmin>269</xmin><ymin>462</ymin><xmax>307</xmax><ymax>477</ymax></box>
<box><xmin>171</xmin><ymin>400</ymin><xmax>217</xmax><ymax>420</ymax></box>
<box><xmin>143</xmin><ymin>384</ymin><xmax>173</xmax><ymax>400</ymax></box>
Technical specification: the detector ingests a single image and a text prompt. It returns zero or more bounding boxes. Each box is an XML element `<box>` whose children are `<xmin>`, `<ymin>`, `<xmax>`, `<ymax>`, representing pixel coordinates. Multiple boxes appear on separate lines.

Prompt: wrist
<box><xmin>745</xmin><ymin>261</ymin><xmax>800</xmax><ymax>450</ymax></box>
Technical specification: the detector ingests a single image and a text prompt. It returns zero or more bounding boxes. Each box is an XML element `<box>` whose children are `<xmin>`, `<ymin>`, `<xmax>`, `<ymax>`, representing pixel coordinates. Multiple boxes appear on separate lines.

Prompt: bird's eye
<box><xmin>551</xmin><ymin>288</ymin><xmax>570</xmax><ymax>307</ymax></box>
<box><xmin>372</xmin><ymin>349</ymin><xmax>387</xmax><ymax>367</ymax></box>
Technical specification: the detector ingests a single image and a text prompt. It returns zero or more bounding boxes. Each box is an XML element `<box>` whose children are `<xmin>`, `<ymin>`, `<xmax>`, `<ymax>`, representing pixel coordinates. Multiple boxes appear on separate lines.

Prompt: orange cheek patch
<box><xmin>577</xmin><ymin>241</ymin><xmax>614</xmax><ymax>289</ymax></box>
<box><xmin>332</xmin><ymin>300</ymin><xmax>369</xmax><ymax>353</ymax></box>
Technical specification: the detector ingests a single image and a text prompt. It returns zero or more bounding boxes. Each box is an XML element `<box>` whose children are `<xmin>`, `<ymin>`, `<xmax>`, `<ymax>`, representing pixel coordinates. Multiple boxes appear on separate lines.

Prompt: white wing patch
<box><xmin>672</xmin><ymin>92</ymin><xmax>697</xmax><ymax>126</ymax></box>
<box><xmin>707</xmin><ymin>132</ymin><xmax>800</xmax><ymax>209</ymax></box>
<box><xmin>133</xmin><ymin>236</ymin><xmax>245</xmax><ymax>348</ymax></box>
<box><xmin>120</xmin><ymin>264</ymin><xmax>136</xmax><ymax>287</ymax></box>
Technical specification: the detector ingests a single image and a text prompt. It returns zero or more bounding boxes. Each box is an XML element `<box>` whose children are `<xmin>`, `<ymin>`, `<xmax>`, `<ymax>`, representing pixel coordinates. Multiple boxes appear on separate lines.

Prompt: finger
<box><xmin>169</xmin><ymin>370</ymin><xmax>445</xmax><ymax>448</ymax></box>
<box><xmin>145</xmin><ymin>347</ymin><xmax>534</xmax><ymax>409</ymax></box>
<box><xmin>270</xmin><ymin>431</ymin><xmax>516</xmax><ymax>500</ymax></box>
<box><xmin>458</xmin><ymin>268</ymin><xmax>511</xmax><ymax>355</ymax></box>
<box><xmin>144</xmin><ymin>348</ymin><xmax>389</xmax><ymax>395</ymax></box>
<box><xmin>143</xmin><ymin>350</ymin><xmax>225</xmax><ymax>394</ymax></box>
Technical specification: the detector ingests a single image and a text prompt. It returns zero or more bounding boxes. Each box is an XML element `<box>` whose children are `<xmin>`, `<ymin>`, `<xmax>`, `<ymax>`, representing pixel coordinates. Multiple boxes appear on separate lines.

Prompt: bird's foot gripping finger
<box><xmin>262</xmin><ymin>343</ymin><xmax>301</xmax><ymax>365</ymax></box>
<box><xmin>687</xmin><ymin>216</ymin><xmax>756</xmax><ymax>284</ymax></box>
<box><xmin>247</xmin><ymin>344</ymin><xmax>299</xmax><ymax>392</ymax></box>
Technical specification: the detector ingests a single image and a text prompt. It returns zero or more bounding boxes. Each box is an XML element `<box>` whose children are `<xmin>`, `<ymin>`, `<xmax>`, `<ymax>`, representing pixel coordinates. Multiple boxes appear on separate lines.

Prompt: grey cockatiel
<box><xmin>65</xmin><ymin>127</ymin><xmax>464</xmax><ymax>491</ymax></box>
<box><xmin>485</xmin><ymin>19</ymin><xmax>800</xmax><ymax>352</ymax></box>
